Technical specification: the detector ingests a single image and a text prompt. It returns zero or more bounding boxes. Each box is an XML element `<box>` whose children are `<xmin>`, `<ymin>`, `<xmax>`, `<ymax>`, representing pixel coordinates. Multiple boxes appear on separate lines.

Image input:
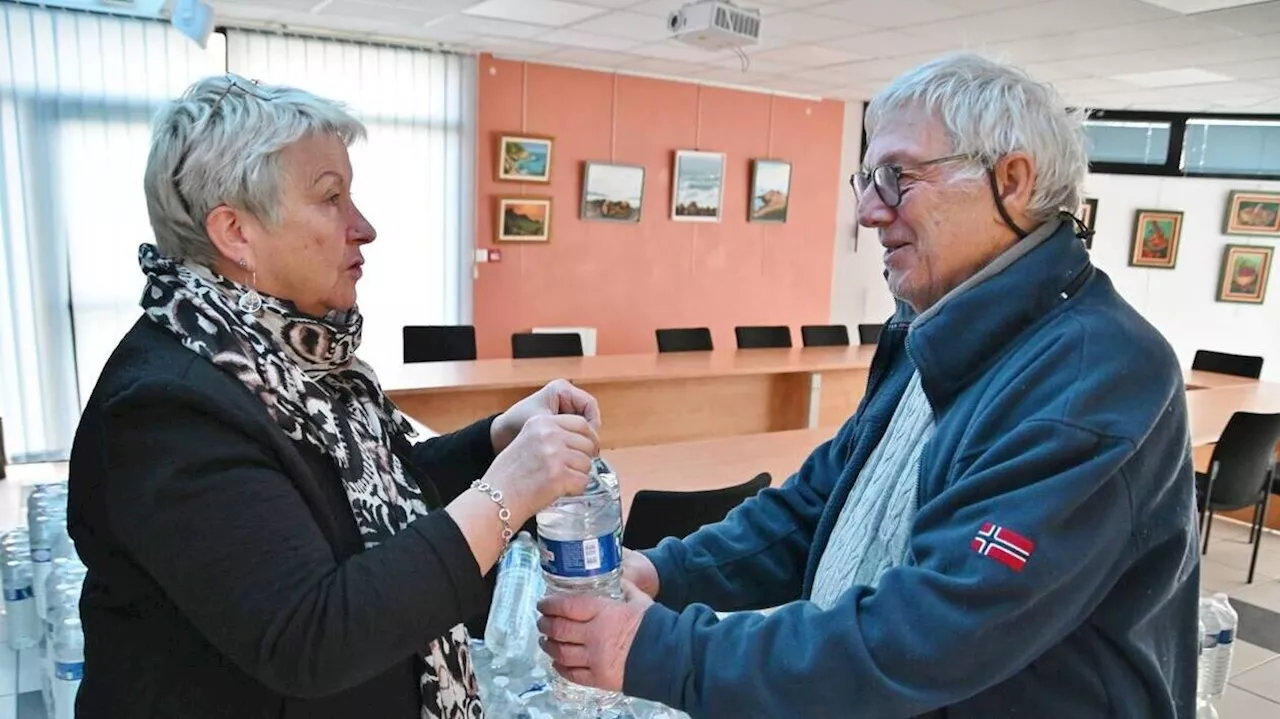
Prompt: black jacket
<box><xmin>68</xmin><ymin>318</ymin><xmax>499</xmax><ymax>718</ymax></box>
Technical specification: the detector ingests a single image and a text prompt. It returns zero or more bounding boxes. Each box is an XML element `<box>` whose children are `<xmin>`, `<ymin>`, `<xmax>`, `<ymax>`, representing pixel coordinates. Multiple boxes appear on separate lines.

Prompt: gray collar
<box><xmin>912</xmin><ymin>218</ymin><xmax>1062</xmax><ymax>328</ymax></box>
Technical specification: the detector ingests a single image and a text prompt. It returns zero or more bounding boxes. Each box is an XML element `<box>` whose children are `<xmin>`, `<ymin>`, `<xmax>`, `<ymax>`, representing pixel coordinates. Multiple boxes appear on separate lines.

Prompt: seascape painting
<box><xmin>497</xmin><ymin>135</ymin><xmax>552</xmax><ymax>183</ymax></box>
<box><xmin>750</xmin><ymin>159</ymin><xmax>792</xmax><ymax>223</ymax></box>
<box><xmin>581</xmin><ymin>162</ymin><xmax>644</xmax><ymax>223</ymax></box>
<box><xmin>671</xmin><ymin>150</ymin><xmax>725</xmax><ymax>222</ymax></box>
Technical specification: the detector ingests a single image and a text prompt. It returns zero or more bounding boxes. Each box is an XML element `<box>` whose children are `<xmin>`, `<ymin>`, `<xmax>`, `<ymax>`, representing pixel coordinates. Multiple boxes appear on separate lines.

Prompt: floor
<box><xmin>0</xmin><ymin>466</ymin><xmax>1278</xmax><ymax>717</ymax></box>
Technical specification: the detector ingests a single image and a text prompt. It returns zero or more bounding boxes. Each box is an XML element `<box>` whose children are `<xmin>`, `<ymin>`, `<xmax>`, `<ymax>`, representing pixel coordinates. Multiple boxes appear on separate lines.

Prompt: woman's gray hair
<box><xmin>144</xmin><ymin>73</ymin><xmax>366</xmax><ymax>265</ymax></box>
<box><xmin>865</xmin><ymin>53</ymin><xmax>1087</xmax><ymax>224</ymax></box>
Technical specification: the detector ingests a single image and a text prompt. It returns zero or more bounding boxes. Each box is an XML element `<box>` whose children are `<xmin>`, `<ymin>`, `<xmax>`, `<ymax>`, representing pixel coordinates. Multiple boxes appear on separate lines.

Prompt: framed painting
<box><xmin>1129</xmin><ymin>209</ymin><xmax>1182</xmax><ymax>269</ymax></box>
<box><xmin>497</xmin><ymin>134</ymin><xmax>553</xmax><ymax>183</ymax></box>
<box><xmin>671</xmin><ymin>150</ymin><xmax>725</xmax><ymax>222</ymax></box>
<box><xmin>1223</xmin><ymin>191</ymin><xmax>1280</xmax><ymax>237</ymax></box>
<box><xmin>581</xmin><ymin>162</ymin><xmax>644</xmax><ymax>223</ymax></box>
<box><xmin>750</xmin><ymin>159</ymin><xmax>792</xmax><ymax>223</ymax></box>
<box><xmin>1216</xmin><ymin>244</ymin><xmax>1273</xmax><ymax>304</ymax></box>
<box><xmin>496</xmin><ymin>197</ymin><xmax>551</xmax><ymax>242</ymax></box>
<box><xmin>1078</xmin><ymin>197</ymin><xmax>1097</xmax><ymax>249</ymax></box>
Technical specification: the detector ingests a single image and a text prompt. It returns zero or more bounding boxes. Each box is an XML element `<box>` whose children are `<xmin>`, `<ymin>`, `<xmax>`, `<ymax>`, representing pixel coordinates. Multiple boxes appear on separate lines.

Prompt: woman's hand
<box><xmin>622</xmin><ymin>549</ymin><xmax>660</xmax><ymax>599</ymax></box>
<box><xmin>483</xmin><ymin>413</ymin><xmax>599</xmax><ymax>525</ymax></box>
<box><xmin>491</xmin><ymin>379</ymin><xmax>602</xmax><ymax>454</ymax></box>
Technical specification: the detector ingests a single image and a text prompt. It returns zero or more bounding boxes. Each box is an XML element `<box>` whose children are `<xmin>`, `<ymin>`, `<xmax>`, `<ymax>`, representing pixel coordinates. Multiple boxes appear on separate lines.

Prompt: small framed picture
<box><xmin>496</xmin><ymin>197</ymin><xmax>552</xmax><ymax>242</ymax></box>
<box><xmin>1078</xmin><ymin>197</ymin><xmax>1097</xmax><ymax>249</ymax></box>
<box><xmin>671</xmin><ymin>150</ymin><xmax>725</xmax><ymax>222</ymax></box>
<box><xmin>1216</xmin><ymin>244</ymin><xmax>1273</xmax><ymax>304</ymax></box>
<box><xmin>750</xmin><ymin>159</ymin><xmax>792</xmax><ymax>223</ymax></box>
<box><xmin>1223</xmin><ymin>190</ymin><xmax>1280</xmax><ymax>237</ymax></box>
<box><xmin>581</xmin><ymin>162</ymin><xmax>644</xmax><ymax>223</ymax></box>
<box><xmin>497</xmin><ymin>134</ymin><xmax>553</xmax><ymax>183</ymax></box>
<box><xmin>1129</xmin><ymin>209</ymin><xmax>1183</xmax><ymax>269</ymax></box>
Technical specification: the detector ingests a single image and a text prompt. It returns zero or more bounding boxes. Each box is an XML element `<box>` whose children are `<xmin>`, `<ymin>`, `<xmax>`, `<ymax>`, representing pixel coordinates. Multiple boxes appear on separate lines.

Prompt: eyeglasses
<box><xmin>172</xmin><ymin>76</ymin><xmax>268</xmax><ymax>217</ymax></box>
<box><xmin>850</xmin><ymin>154</ymin><xmax>973</xmax><ymax>208</ymax></box>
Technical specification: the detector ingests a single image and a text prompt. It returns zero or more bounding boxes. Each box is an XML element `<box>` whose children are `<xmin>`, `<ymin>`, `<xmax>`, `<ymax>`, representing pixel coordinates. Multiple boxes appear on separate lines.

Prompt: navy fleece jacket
<box><xmin>622</xmin><ymin>220</ymin><xmax>1199</xmax><ymax>718</ymax></box>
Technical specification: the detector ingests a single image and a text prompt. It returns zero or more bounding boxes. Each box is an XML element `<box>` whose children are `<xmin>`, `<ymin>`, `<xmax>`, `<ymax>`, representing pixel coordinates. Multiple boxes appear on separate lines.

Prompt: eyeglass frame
<box><xmin>171</xmin><ymin>75</ymin><xmax>269</xmax><ymax>218</ymax></box>
<box><xmin>849</xmin><ymin>153</ymin><xmax>976</xmax><ymax>209</ymax></box>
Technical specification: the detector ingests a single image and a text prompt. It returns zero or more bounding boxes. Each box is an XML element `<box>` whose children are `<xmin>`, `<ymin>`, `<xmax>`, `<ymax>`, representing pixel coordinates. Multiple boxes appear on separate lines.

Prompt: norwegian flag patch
<box><xmin>970</xmin><ymin>522</ymin><xmax>1036</xmax><ymax>572</ymax></box>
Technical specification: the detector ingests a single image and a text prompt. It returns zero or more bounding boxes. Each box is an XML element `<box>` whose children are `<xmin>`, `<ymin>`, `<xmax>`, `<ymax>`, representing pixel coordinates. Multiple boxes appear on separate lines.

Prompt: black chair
<box><xmin>734</xmin><ymin>325</ymin><xmax>791</xmax><ymax>349</ymax></box>
<box><xmin>858</xmin><ymin>323</ymin><xmax>884</xmax><ymax>345</ymax></box>
<box><xmin>402</xmin><ymin>325</ymin><xmax>477</xmax><ymax>363</ymax></box>
<box><xmin>511</xmin><ymin>332</ymin><xmax>583</xmax><ymax>359</ymax></box>
<box><xmin>801</xmin><ymin>324</ymin><xmax>850</xmax><ymax>347</ymax></box>
<box><xmin>1197</xmin><ymin>411</ymin><xmax>1280</xmax><ymax>583</ymax></box>
<box><xmin>656</xmin><ymin>327</ymin><xmax>713</xmax><ymax>353</ymax></box>
<box><xmin>622</xmin><ymin>472</ymin><xmax>771</xmax><ymax>551</ymax></box>
<box><xmin>1192</xmin><ymin>350</ymin><xmax>1264</xmax><ymax>379</ymax></box>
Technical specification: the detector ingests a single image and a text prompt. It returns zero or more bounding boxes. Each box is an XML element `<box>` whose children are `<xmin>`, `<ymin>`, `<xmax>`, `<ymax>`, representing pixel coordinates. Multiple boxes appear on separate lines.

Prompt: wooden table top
<box><xmin>381</xmin><ymin>346</ymin><xmax>877</xmax><ymax>394</ymax></box>
<box><xmin>607</xmin><ymin>375</ymin><xmax>1280</xmax><ymax>517</ymax></box>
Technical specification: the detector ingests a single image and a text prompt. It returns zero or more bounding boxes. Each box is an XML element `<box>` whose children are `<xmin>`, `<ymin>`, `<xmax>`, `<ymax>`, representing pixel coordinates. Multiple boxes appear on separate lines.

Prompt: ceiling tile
<box><xmin>423</xmin><ymin>14</ymin><xmax>547</xmax><ymax>39</ymax></box>
<box><xmin>571</xmin><ymin>0</ymin><xmax>645</xmax><ymax>7</ymax></box>
<box><xmin>1202</xmin><ymin>56</ymin><xmax>1280</xmax><ymax>81</ymax></box>
<box><xmin>822</xmin><ymin>28</ymin><xmax>959</xmax><ymax>58</ymax></box>
<box><xmin>627</xmin><ymin>0</ymin><xmax>784</xmax><ymax>15</ymax></box>
<box><xmin>212</xmin><ymin>0</ymin><xmax>319</xmax><ymax>9</ymax></box>
<box><xmin>751</xmin><ymin>44</ymin><xmax>867</xmax><ymax>67</ymax></box>
<box><xmin>706</xmin><ymin>55</ymin><xmax>795</xmax><ymax>73</ymax></box>
<box><xmin>761</xmin><ymin>10</ymin><xmax>871</xmax><ymax>42</ymax></box>
<box><xmin>986</xmin><ymin>17</ymin><xmax>1241</xmax><ymax>65</ymax></box>
<box><xmin>538</xmin><ymin>47</ymin><xmax>638</xmax><ymax>66</ymax></box>
<box><xmin>757</xmin><ymin>75</ymin><xmax>834</xmax><ymax>94</ymax></box>
<box><xmin>941</xmin><ymin>0</ymin><xmax>1054</xmax><ymax>10</ymax></box>
<box><xmin>1134</xmin><ymin>0</ymin><xmax>1272</xmax><ymax>12</ymax></box>
<box><xmin>1196</xmin><ymin>3</ymin><xmax>1280</xmax><ymax>35</ymax></box>
<box><xmin>810</xmin><ymin>0</ymin><xmax>968</xmax><ymax>28</ymax></box>
<box><xmin>567</xmin><ymin>10</ymin><xmax>675</xmax><ymax>41</ymax></box>
<box><xmin>462</xmin><ymin>0</ymin><xmax>607</xmax><ymax>26</ymax></box>
<box><xmin>822</xmin><ymin>51</ymin><xmax>954</xmax><ymax>82</ymax></box>
<box><xmin>628</xmin><ymin>40</ymin><xmax>734</xmax><ymax>61</ymax></box>
<box><xmin>618</xmin><ymin>57</ymin><xmax>713</xmax><ymax>75</ymax></box>
<box><xmin>318</xmin><ymin>0</ymin><xmax>446</xmax><ymax>24</ymax></box>
<box><xmin>906</xmin><ymin>0</ymin><xmax>1177</xmax><ymax>43</ymax></box>
<box><xmin>536</xmin><ymin>28</ymin><xmax>646</xmax><ymax>50</ymax></box>
<box><xmin>1050</xmin><ymin>77</ymin><xmax>1141</xmax><ymax>95</ymax></box>
<box><xmin>1111</xmin><ymin>67</ymin><xmax>1235</xmax><ymax>87</ymax></box>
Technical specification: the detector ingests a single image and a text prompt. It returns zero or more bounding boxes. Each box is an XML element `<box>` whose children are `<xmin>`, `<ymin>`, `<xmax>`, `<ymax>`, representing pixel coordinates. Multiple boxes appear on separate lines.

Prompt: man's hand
<box><xmin>492</xmin><ymin>379</ymin><xmax>602</xmax><ymax>453</ymax></box>
<box><xmin>536</xmin><ymin>580</ymin><xmax>653</xmax><ymax>693</ymax></box>
<box><xmin>622</xmin><ymin>549</ymin><xmax>660</xmax><ymax>599</ymax></box>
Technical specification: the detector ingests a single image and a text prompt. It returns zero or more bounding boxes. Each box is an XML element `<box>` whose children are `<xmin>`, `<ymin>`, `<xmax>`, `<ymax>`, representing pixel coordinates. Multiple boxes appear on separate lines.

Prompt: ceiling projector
<box><xmin>667</xmin><ymin>0</ymin><xmax>762</xmax><ymax>50</ymax></box>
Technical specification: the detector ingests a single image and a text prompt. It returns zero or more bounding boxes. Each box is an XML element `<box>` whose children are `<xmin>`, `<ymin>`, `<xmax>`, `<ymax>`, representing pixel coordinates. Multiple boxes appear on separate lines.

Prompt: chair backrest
<box><xmin>857</xmin><ymin>323</ymin><xmax>884</xmax><ymax>345</ymax></box>
<box><xmin>1192</xmin><ymin>350</ymin><xmax>1264</xmax><ymax>379</ymax></box>
<box><xmin>622</xmin><ymin>472</ymin><xmax>772</xmax><ymax>551</ymax></box>
<box><xmin>1207</xmin><ymin>412</ymin><xmax>1280</xmax><ymax>509</ymax></box>
<box><xmin>402</xmin><ymin>325</ymin><xmax>477</xmax><ymax>363</ymax></box>
<box><xmin>656</xmin><ymin>327</ymin><xmax>714</xmax><ymax>353</ymax></box>
<box><xmin>800</xmin><ymin>324</ymin><xmax>850</xmax><ymax>347</ymax></box>
<box><xmin>511</xmin><ymin>332</ymin><xmax>583</xmax><ymax>359</ymax></box>
<box><xmin>734</xmin><ymin>325</ymin><xmax>792</xmax><ymax>349</ymax></box>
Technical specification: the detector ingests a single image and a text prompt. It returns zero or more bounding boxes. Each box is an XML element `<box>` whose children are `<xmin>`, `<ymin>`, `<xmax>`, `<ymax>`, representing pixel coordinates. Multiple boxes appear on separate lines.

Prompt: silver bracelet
<box><xmin>470</xmin><ymin>479</ymin><xmax>514</xmax><ymax>544</ymax></box>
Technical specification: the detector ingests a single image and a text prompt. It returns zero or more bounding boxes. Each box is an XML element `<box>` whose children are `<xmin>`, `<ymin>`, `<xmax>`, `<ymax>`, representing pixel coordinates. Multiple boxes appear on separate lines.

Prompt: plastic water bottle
<box><xmin>52</xmin><ymin>613</ymin><xmax>84</xmax><ymax>719</ymax></box>
<box><xmin>485</xmin><ymin>532</ymin><xmax>544</xmax><ymax>668</ymax></box>
<box><xmin>1197</xmin><ymin>599</ymin><xmax>1218</xmax><ymax>701</ymax></box>
<box><xmin>536</xmin><ymin>457</ymin><xmax>625</xmax><ymax>712</ymax></box>
<box><xmin>1208</xmin><ymin>593</ymin><xmax>1237</xmax><ymax>699</ymax></box>
<box><xmin>30</xmin><ymin>505</ymin><xmax>67</xmax><ymax>622</ymax></box>
<box><xmin>43</xmin><ymin>563</ymin><xmax>86</xmax><ymax>714</ymax></box>
<box><xmin>2</xmin><ymin>530</ymin><xmax>41</xmax><ymax>650</ymax></box>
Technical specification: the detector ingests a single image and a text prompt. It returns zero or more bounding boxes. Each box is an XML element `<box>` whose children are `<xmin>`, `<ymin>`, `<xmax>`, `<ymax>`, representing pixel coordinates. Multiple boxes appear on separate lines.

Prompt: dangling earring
<box><xmin>237</xmin><ymin>258</ymin><xmax>263</xmax><ymax>314</ymax></box>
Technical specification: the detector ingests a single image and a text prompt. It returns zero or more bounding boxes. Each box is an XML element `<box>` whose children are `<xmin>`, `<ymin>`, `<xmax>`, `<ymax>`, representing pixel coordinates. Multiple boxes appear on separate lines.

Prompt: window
<box><xmin>1083</xmin><ymin>120</ymin><xmax>1171</xmax><ymax>165</ymax></box>
<box><xmin>1183</xmin><ymin>119</ymin><xmax>1280</xmax><ymax>177</ymax></box>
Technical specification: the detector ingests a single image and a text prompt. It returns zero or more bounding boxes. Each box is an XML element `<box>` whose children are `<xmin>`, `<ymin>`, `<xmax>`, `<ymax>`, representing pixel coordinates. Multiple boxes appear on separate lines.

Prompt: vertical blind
<box><xmin>226</xmin><ymin>30</ymin><xmax>474</xmax><ymax>381</ymax></box>
<box><xmin>0</xmin><ymin>4</ymin><xmax>224</xmax><ymax>462</ymax></box>
<box><xmin>0</xmin><ymin>9</ymin><xmax>473</xmax><ymax>463</ymax></box>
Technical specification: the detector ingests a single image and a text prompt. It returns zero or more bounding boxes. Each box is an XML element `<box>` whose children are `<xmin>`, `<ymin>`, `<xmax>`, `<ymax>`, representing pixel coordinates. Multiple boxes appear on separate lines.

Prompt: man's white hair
<box><xmin>144</xmin><ymin>73</ymin><xmax>366</xmax><ymax>265</ymax></box>
<box><xmin>865</xmin><ymin>53</ymin><xmax>1087</xmax><ymax>224</ymax></box>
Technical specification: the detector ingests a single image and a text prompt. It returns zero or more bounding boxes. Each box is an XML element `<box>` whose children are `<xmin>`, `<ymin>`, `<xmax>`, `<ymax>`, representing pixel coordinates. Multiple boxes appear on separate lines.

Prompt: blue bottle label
<box><xmin>538</xmin><ymin>533</ymin><xmax>621</xmax><ymax>578</ymax></box>
<box><xmin>31</xmin><ymin>548</ymin><xmax>51</xmax><ymax>563</ymax></box>
<box><xmin>4</xmin><ymin>586</ymin><xmax>33</xmax><ymax>601</ymax></box>
<box><xmin>1218</xmin><ymin>628</ymin><xmax>1235</xmax><ymax>645</ymax></box>
<box><xmin>54</xmin><ymin>661</ymin><xmax>83</xmax><ymax>681</ymax></box>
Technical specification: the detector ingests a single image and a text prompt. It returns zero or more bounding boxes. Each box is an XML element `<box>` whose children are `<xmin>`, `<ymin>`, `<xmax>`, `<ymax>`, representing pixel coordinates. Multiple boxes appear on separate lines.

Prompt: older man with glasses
<box><xmin>539</xmin><ymin>53</ymin><xmax>1198</xmax><ymax>718</ymax></box>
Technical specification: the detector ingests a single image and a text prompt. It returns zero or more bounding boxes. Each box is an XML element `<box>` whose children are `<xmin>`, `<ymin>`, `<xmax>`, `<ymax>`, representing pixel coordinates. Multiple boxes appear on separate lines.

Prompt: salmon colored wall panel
<box><xmin>473</xmin><ymin>54</ymin><xmax>844</xmax><ymax>357</ymax></box>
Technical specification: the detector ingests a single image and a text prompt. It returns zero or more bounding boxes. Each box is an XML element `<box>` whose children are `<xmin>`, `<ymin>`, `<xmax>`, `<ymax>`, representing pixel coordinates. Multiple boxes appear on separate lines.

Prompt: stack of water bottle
<box><xmin>482</xmin><ymin>458</ymin><xmax>685</xmax><ymax>718</ymax></box>
<box><xmin>1196</xmin><ymin>592</ymin><xmax>1238</xmax><ymax>719</ymax></box>
<box><xmin>0</xmin><ymin>482</ymin><xmax>85</xmax><ymax>719</ymax></box>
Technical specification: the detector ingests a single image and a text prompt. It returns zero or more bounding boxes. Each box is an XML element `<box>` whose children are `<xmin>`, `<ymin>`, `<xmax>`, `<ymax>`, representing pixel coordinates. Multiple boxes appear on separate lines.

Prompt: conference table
<box><xmin>383</xmin><ymin>347</ymin><xmax>876</xmax><ymax>449</ymax></box>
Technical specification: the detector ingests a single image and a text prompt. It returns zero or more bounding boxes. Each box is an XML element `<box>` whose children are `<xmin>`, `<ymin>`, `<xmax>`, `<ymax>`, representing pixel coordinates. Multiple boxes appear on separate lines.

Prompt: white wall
<box><xmin>830</xmin><ymin>101</ymin><xmax>897</xmax><ymax>330</ymax></box>
<box><xmin>1084</xmin><ymin>173</ymin><xmax>1280</xmax><ymax>382</ymax></box>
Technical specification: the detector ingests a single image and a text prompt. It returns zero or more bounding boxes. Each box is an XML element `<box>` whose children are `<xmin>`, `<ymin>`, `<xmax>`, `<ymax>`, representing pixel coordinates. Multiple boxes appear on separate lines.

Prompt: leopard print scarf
<box><xmin>137</xmin><ymin>244</ymin><xmax>482</xmax><ymax>718</ymax></box>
